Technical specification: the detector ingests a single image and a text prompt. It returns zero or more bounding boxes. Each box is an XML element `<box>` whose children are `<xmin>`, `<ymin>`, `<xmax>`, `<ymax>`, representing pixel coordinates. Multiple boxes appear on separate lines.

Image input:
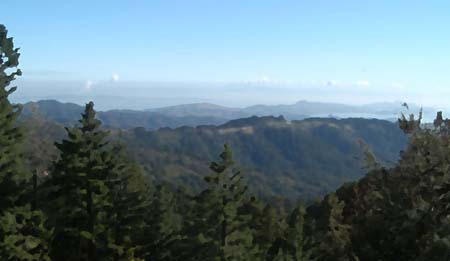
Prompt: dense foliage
<box><xmin>21</xmin><ymin>106</ymin><xmax>407</xmax><ymax>200</ymax></box>
<box><xmin>4</xmin><ymin>24</ymin><xmax>450</xmax><ymax>260</ymax></box>
<box><xmin>0</xmin><ymin>24</ymin><xmax>51</xmax><ymax>260</ymax></box>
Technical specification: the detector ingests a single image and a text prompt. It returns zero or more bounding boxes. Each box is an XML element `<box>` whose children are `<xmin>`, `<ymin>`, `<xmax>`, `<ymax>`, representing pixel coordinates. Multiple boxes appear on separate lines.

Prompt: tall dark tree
<box><xmin>45</xmin><ymin>102</ymin><xmax>114</xmax><ymax>260</ymax></box>
<box><xmin>138</xmin><ymin>184</ymin><xmax>183</xmax><ymax>260</ymax></box>
<box><xmin>265</xmin><ymin>205</ymin><xmax>313</xmax><ymax>261</ymax></box>
<box><xmin>305</xmin><ymin>193</ymin><xmax>357</xmax><ymax>261</ymax></box>
<box><xmin>248</xmin><ymin>202</ymin><xmax>287</xmax><ymax>260</ymax></box>
<box><xmin>0</xmin><ymin>24</ymin><xmax>50</xmax><ymax>260</ymax></box>
<box><xmin>285</xmin><ymin>206</ymin><xmax>310</xmax><ymax>261</ymax></box>
<box><xmin>0</xmin><ymin>24</ymin><xmax>26</xmax><ymax>212</ymax></box>
<box><xmin>105</xmin><ymin>145</ymin><xmax>152</xmax><ymax>260</ymax></box>
<box><xmin>188</xmin><ymin>144</ymin><xmax>257</xmax><ymax>260</ymax></box>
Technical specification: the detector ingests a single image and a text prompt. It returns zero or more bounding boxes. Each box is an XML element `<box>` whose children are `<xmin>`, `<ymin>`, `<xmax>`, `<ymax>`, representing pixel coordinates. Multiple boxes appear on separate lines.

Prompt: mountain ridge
<box><xmin>21</xmin><ymin>99</ymin><xmax>434</xmax><ymax>131</ymax></box>
<box><xmin>21</xmin><ymin>103</ymin><xmax>408</xmax><ymax>200</ymax></box>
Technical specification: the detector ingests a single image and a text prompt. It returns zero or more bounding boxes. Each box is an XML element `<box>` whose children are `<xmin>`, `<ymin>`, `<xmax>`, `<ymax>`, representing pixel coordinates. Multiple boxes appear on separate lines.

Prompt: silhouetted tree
<box><xmin>45</xmin><ymin>102</ymin><xmax>114</xmax><ymax>260</ymax></box>
<box><xmin>0</xmin><ymin>24</ymin><xmax>51</xmax><ymax>260</ymax></box>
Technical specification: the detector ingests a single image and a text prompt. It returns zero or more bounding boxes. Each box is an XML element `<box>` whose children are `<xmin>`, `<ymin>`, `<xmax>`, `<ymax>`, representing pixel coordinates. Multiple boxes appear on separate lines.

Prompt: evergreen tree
<box><xmin>265</xmin><ymin>205</ymin><xmax>310</xmax><ymax>261</ymax></box>
<box><xmin>105</xmin><ymin>145</ymin><xmax>151</xmax><ymax>260</ymax></box>
<box><xmin>138</xmin><ymin>184</ymin><xmax>183</xmax><ymax>260</ymax></box>
<box><xmin>285</xmin><ymin>206</ymin><xmax>311</xmax><ymax>261</ymax></box>
<box><xmin>306</xmin><ymin>194</ymin><xmax>357</xmax><ymax>261</ymax></box>
<box><xmin>188</xmin><ymin>144</ymin><xmax>257</xmax><ymax>260</ymax></box>
<box><xmin>45</xmin><ymin>101</ymin><xmax>114</xmax><ymax>260</ymax></box>
<box><xmin>0</xmin><ymin>24</ymin><xmax>25</xmax><ymax>210</ymax></box>
<box><xmin>0</xmin><ymin>24</ymin><xmax>50</xmax><ymax>260</ymax></box>
<box><xmin>250</xmin><ymin>203</ymin><xmax>286</xmax><ymax>260</ymax></box>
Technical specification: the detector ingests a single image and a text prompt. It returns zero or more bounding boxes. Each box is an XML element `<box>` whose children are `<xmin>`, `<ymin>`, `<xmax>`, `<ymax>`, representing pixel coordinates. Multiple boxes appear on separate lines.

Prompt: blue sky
<box><xmin>3</xmin><ymin>1</ymin><xmax>450</xmax><ymax>109</ymax></box>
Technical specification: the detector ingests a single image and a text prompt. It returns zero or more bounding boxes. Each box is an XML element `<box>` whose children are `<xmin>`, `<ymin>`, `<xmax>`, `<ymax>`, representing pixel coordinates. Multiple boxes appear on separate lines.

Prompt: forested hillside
<box><xmin>21</xmin><ymin>107</ymin><xmax>407</xmax><ymax>200</ymax></box>
<box><xmin>121</xmin><ymin>116</ymin><xmax>406</xmax><ymax>199</ymax></box>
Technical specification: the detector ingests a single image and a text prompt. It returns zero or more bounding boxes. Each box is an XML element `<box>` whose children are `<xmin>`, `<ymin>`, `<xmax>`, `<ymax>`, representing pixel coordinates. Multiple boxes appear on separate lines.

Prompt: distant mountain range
<box><xmin>21</xmin><ymin>100</ymin><xmax>230</xmax><ymax>129</ymax></box>
<box><xmin>149</xmin><ymin>100</ymin><xmax>431</xmax><ymax>120</ymax></box>
<box><xmin>21</xmin><ymin>99</ymin><xmax>434</xmax><ymax>130</ymax></box>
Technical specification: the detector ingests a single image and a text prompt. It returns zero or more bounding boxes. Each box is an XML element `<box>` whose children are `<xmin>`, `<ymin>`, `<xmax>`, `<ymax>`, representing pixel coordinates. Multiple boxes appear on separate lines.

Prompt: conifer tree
<box><xmin>45</xmin><ymin>101</ymin><xmax>114</xmax><ymax>260</ymax></box>
<box><xmin>249</xmin><ymin>203</ymin><xmax>286</xmax><ymax>259</ymax></box>
<box><xmin>306</xmin><ymin>194</ymin><xmax>357</xmax><ymax>261</ymax></box>
<box><xmin>264</xmin><ymin>205</ymin><xmax>310</xmax><ymax>261</ymax></box>
<box><xmin>138</xmin><ymin>184</ymin><xmax>183</xmax><ymax>260</ymax></box>
<box><xmin>105</xmin><ymin>145</ymin><xmax>151</xmax><ymax>260</ymax></box>
<box><xmin>0</xmin><ymin>24</ymin><xmax>26</xmax><ymax>211</ymax></box>
<box><xmin>286</xmin><ymin>206</ymin><xmax>310</xmax><ymax>261</ymax></box>
<box><xmin>189</xmin><ymin>144</ymin><xmax>257</xmax><ymax>260</ymax></box>
<box><xmin>0</xmin><ymin>24</ymin><xmax>50</xmax><ymax>260</ymax></box>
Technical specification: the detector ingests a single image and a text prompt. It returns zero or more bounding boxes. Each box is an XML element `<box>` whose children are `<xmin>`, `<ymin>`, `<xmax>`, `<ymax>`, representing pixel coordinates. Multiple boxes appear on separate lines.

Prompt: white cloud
<box><xmin>242</xmin><ymin>75</ymin><xmax>293</xmax><ymax>86</ymax></box>
<box><xmin>355</xmin><ymin>80</ymin><xmax>370</xmax><ymax>87</ymax></box>
<box><xmin>260</xmin><ymin>75</ymin><xmax>270</xmax><ymax>83</ymax></box>
<box><xmin>111</xmin><ymin>73</ymin><xmax>120</xmax><ymax>82</ymax></box>
<box><xmin>389</xmin><ymin>83</ymin><xmax>404</xmax><ymax>89</ymax></box>
<box><xmin>85</xmin><ymin>80</ymin><xmax>94</xmax><ymax>91</ymax></box>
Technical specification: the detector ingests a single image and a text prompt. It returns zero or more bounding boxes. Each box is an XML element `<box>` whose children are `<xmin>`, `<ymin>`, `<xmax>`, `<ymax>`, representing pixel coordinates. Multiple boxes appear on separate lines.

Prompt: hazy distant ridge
<box><xmin>21</xmin><ymin>99</ymin><xmax>433</xmax><ymax>130</ymax></box>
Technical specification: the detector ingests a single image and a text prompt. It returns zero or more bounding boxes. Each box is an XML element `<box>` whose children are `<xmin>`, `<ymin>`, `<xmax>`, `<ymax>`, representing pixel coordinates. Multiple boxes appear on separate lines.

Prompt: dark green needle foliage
<box><xmin>0</xmin><ymin>205</ymin><xmax>51</xmax><ymax>260</ymax></box>
<box><xmin>321</xmin><ymin>111</ymin><xmax>450</xmax><ymax>260</ymax></box>
<box><xmin>0</xmin><ymin>24</ymin><xmax>50</xmax><ymax>260</ymax></box>
<box><xmin>0</xmin><ymin>24</ymin><xmax>26</xmax><ymax>211</ymax></box>
<box><xmin>305</xmin><ymin>194</ymin><xmax>357</xmax><ymax>261</ymax></box>
<box><xmin>45</xmin><ymin>102</ymin><xmax>114</xmax><ymax>260</ymax></box>
<box><xmin>105</xmin><ymin>145</ymin><xmax>152</xmax><ymax>260</ymax></box>
<box><xmin>250</xmin><ymin>203</ymin><xmax>286</xmax><ymax>260</ymax></box>
<box><xmin>285</xmin><ymin>206</ymin><xmax>310</xmax><ymax>261</ymax></box>
<box><xmin>188</xmin><ymin>144</ymin><xmax>258</xmax><ymax>260</ymax></box>
<box><xmin>138</xmin><ymin>184</ymin><xmax>182</xmax><ymax>260</ymax></box>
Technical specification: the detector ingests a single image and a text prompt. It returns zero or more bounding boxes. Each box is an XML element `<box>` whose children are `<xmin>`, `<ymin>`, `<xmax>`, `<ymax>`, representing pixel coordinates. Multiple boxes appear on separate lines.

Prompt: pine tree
<box><xmin>263</xmin><ymin>205</ymin><xmax>310</xmax><ymax>261</ymax></box>
<box><xmin>105</xmin><ymin>144</ymin><xmax>152</xmax><ymax>260</ymax></box>
<box><xmin>0</xmin><ymin>24</ymin><xmax>26</xmax><ymax>212</ymax></box>
<box><xmin>286</xmin><ymin>206</ymin><xmax>310</xmax><ymax>261</ymax></box>
<box><xmin>138</xmin><ymin>184</ymin><xmax>183</xmax><ymax>260</ymax></box>
<box><xmin>305</xmin><ymin>194</ymin><xmax>358</xmax><ymax>261</ymax></box>
<box><xmin>45</xmin><ymin>101</ymin><xmax>114</xmax><ymax>260</ymax></box>
<box><xmin>0</xmin><ymin>24</ymin><xmax>50</xmax><ymax>260</ymax></box>
<box><xmin>189</xmin><ymin>144</ymin><xmax>257</xmax><ymax>260</ymax></box>
<box><xmin>249</xmin><ymin>202</ymin><xmax>286</xmax><ymax>260</ymax></box>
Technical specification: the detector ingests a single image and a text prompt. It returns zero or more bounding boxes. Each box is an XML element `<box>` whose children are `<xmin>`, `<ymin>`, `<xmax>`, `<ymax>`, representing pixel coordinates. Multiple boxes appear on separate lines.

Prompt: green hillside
<box><xmin>121</xmin><ymin>116</ymin><xmax>406</xmax><ymax>199</ymax></box>
<box><xmin>22</xmin><ymin>110</ymin><xmax>407</xmax><ymax>200</ymax></box>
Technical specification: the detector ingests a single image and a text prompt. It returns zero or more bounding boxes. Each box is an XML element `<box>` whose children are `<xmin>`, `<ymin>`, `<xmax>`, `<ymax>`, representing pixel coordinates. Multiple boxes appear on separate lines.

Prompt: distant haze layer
<box><xmin>11</xmin><ymin>79</ymin><xmax>449</xmax><ymax>114</ymax></box>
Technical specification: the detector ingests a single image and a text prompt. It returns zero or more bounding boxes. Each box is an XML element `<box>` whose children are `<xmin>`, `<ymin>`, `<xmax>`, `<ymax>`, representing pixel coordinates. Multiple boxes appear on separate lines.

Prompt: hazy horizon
<box><xmin>10</xmin><ymin>79</ymin><xmax>449</xmax><ymax>112</ymax></box>
<box><xmin>5</xmin><ymin>1</ymin><xmax>450</xmax><ymax>111</ymax></box>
